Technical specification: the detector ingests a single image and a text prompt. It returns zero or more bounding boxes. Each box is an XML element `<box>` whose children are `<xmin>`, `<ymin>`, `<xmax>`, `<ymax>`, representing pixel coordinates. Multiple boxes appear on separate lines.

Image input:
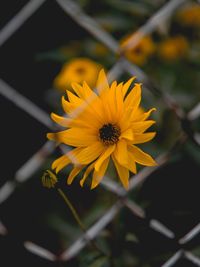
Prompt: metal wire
<box><xmin>0</xmin><ymin>0</ymin><xmax>200</xmax><ymax>265</ymax></box>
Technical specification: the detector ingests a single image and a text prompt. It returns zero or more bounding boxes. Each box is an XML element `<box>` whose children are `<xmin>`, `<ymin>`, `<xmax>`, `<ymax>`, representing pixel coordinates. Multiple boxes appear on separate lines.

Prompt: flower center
<box><xmin>134</xmin><ymin>45</ymin><xmax>142</xmax><ymax>54</ymax></box>
<box><xmin>99</xmin><ymin>123</ymin><xmax>121</xmax><ymax>145</ymax></box>
<box><xmin>75</xmin><ymin>67</ymin><xmax>86</xmax><ymax>75</ymax></box>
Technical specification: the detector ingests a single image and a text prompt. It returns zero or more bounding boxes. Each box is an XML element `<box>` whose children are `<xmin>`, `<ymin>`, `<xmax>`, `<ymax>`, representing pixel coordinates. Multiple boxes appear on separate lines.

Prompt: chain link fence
<box><xmin>0</xmin><ymin>0</ymin><xmax>200</xmax><ymax>266</ymax></box>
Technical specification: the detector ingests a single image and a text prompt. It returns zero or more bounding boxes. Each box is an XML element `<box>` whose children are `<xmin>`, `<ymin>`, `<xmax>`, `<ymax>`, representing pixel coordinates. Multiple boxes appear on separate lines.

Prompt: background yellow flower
<box><xmin>158</xmin><ymin>36</ymin><xmax>189</xmax><ymax>62</ymax></box>
<box><xmin>54</xmin><ymin>58</ymin><xmax>102</xmax><ymax>92</ymax></box>
<box><xmin>121</xmin><ymin>35</ymin><xmax>156</xmax><ymax>66</ymax></box>
<box><xmin>177</xmin><ymin>4</ymin><xmax>200</xmax><ymax>28</ymax></box>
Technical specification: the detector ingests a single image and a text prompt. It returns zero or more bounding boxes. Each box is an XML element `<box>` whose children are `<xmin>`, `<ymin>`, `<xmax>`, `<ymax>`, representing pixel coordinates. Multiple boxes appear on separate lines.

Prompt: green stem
<box><xmin>57</xmin><ymin>188</ymin><xmax>86</xmax><ymax>232</ymax></box>
<box><xmin>57</xmin><ymin>188</ymin><xmax>108</xmax><ymax>257</ymax></box>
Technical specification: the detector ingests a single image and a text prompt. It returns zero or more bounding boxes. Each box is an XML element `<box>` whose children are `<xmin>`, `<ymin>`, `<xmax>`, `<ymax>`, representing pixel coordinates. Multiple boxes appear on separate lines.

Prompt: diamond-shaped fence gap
<box><xmin>0</xmin><ymin>170</ymin><xmax>65</xmax><ymax>255</ymax></box>
<box><xmin>0</xmin><ymin>96</ymin><xmax>49</xmax><ymax>186</ymax></box>
<box><xmin>172</xmin><ymin>256</ymin><xmax>200</xmax><ymax>267</ymax></box>
<box><xmin>0</xmin><ymin>1</ymin><xmax>29</xmax><ymax>29</ymax></box>
<box><xmin>0</xmin><ymin>234</ymin><xmax>57</xmax><ymax>267</ymax></box>
<box><xmin>54</xmin><ymin>175</ymin><xmax>119</xmax><ymax>231</ymax></box>
<box><xmin>138</xmin><ymin>153</ymin><xmax>200</xmax><ymax>239</ymax></box>
<box><xmin>112</xmin><ymin>207</ymin><xmax>178</xmax><ymax>267</ymax></box>
<box><xmin>0</xmin><ymin>0</ymin><xmax>94</xmax><ymax>114</ymax></box>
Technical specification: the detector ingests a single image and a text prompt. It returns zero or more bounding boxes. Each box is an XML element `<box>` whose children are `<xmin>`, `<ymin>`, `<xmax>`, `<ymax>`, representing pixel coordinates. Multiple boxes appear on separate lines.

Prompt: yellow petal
<box><xmin>110</xmin><ymin>80</ymin><xmax>117</xmax><ymax>90</ymax></box>
<box><xmin>94</xmin><ymin>145</ymin><xmax>115</xmax><ymax>172</ymax></box>
<box><xmin>80</xmin><ymin>162</ymin><xmax>95</xmax><ymax>187</ymax></box>
<box><xmin>124</xmin><ymin>83</ymin><xmax>141</xmax><ymax>110</ymax></box>
<box><xmin>67</xmin><ymin>165</ymin><xmax>84</xmax><ymax>185</ymax></box>
<box><xmin>51</xmin><ymin>113</ymin><xmax>68</xmax><ymax>127</ymax></box>
<box><xmin>62</xmin><ymin>93</ymin><xmax>103</xmax><ymax>128</ymax></box>
<box><xmin>103</xmin><ymin>85</ymin><xmax>118</xmax><ymax>122</ymax></box>
<box><xmin>131</xmin><ymin>120</ymin><xmax>155</xmax><ymax>133</ymax></box>
<box><xmin>126</xmin><ymin>152</ymin><xmax>137</xmax><ymax>174</ymax></box>
<box><xmin>114</xmin><ymin>140</ymin><xmax>128</xmax><ymax>166</ymax></box>
<box><xmin>71</xmin><ymin>82</ymin><xmax>84</xmax><ymax>98</ymax></box>
<box><xmin>139</xmin><ymin>108</ymin><xmax>156</xmax><ymax>121</ymax></box>
<box><xmin>67</xmin><ymin>89</ymin><xmax>104</xmax><ymax>125</ymax></box>
<box><xmin>47</xmin><ymin>132</ymin><xmax>60</xmax><ymax>142</ymax></box>
<box><xmin>82</xmin><ymin>81</ymin><xmax>97</xmax><ymax>99</ymax></box>
<box><xmin>51</xmin><ymin>128</ymin><xmax>97</xmax><ymax>147</ymax></box>
<box><xmin>56</xmin><ymin>158</ymin><xmax>70</xmax><ymax>173</ymax></box>
<box><xmin>67</xmin><ymin>90</ymin><xmax>83</xmax><ymax>105</ymax></box>
<box><xmin>115</xmin><ymin>82</ymin><xmax>124</xmax><ymax>119</ymax></box>
<box><xmin>112</xmin><ymin>155</ymin><xmax>129</xmax><ymax>190</ymax></box>
<box><xmin>68</xmin><ymin>142</ymin><xmax>104</xmax><ymax>165</ymax></box>
<box><xmin>122</xmin><ymin>77</ymin><xmax>135</xmax><ymax>97</ymax></box>
<box><xmin>120</xmin><ymin>128</ymin><xmax>134</xmax><ymax>141</ymax></box>
<box><xmin>96</xmin><ymin>69</ymin><xmax>109</xmax><ymax>94</ymax></box>
<box><xmin>91</xmin><ymin>157</ymin><xmax>110</xmax><ymax>189</ymax></box>
<box><xmin>128</xmin><ymin>145</ymin><xmax>157</xmax><ymax>166</ymax></box>
<box><xmin>52</xmin><ymin>154</ymin><xmax>69</xmax><ymax>170</ymax></box>
<box><xmin>62</xmin><ymin>96</ymin><xmax>74</xmax><ymax>113</ymax></box>
<box><xmin>132</xmin><ymin>132</ymin><xmax>156</xmax><ymax>144</ymax></box>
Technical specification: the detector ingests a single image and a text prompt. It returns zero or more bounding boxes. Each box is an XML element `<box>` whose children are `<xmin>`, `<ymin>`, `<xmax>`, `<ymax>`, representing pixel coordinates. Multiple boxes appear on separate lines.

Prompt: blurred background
<box><xmin>0</xmin><ymin>0</ymin><xmax>200</xmax><ymax>266</ymax></box>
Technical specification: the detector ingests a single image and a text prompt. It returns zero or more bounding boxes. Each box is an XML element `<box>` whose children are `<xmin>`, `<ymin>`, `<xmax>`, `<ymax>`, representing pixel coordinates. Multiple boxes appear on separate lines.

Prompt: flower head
<box><xmin>48</xmin><ymin>70</ymin><xmax>156</xmax><ymax>189</ymax></box>
<box><xmin>158</xmin><ymin>36</ymin><xmax>189</xmax><ymax>62</ymax></box>
<box><xmin>42</xmin><ymin>170</ymin><xmax>58</xmax><ymax>189</ymax></box>
<box><xmin>177</xmin><ymin>4</ymin><xmax>200</xmax><ymax>28</ymax></box>
<box><xmin>121</xmin><ymin>35</ymin><xmax>155</xmax><ymax>66</ymax></box>
<box><xmin>54</xmin><ymin>58</ymin><xmax>102</xmax><ymax>92</ymax></box>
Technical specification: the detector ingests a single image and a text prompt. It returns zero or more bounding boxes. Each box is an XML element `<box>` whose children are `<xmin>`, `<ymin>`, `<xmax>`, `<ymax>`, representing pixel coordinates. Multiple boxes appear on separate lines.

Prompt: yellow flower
<box><xmin>54</xmin><ymin>58</ymin><xmax>102</xmax><ymax>92</ymax></box>
<box><xmin>177</xmin><ymin>4</ymin><xmax>200</xmax><ymax>28</ymax></box>
<box><xmin>158</xmin><ymin>36</ymin><xmax>189</xmax><ymax>61</ymax></box>
<box><xmin>121</xmin><ymin>35</ymin><xmax>155</xmax><ymax>66</ymax></box>
<box><xmin>47</xmin><ymin>70</ymin><xmax>156</xmax><ymax>190</ymax></box>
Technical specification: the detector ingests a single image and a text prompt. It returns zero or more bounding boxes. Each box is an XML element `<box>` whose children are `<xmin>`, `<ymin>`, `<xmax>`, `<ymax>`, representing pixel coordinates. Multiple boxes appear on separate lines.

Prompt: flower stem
<box><xmin>57</xmin><ymin>188</ymin><xmax>86</xmax><ymax>232</ymax></box>
<box><xmin>57</xmin><ymin>188</ymin><xmax>108</xmax><ymax>257</ymax></box>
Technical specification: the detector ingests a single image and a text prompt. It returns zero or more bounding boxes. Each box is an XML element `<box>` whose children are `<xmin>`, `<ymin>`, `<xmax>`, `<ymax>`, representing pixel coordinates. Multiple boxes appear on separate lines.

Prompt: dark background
<box><xmin>1</xmin><ymin>1</ymin><xmax>200</xmax><ymax>267</ymax></box>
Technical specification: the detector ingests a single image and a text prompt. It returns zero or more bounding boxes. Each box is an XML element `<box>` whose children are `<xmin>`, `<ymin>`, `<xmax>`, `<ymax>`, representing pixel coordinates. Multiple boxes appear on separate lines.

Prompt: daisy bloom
<box><xmin>158</xmin><ymin>36</ymin><xmax>189</xmax><ymax>62</ymax></box>
<box><xmin>121</xmin><ymin>34</ymin><xmax>155</xmax><ymax>66</ymax></box>
<box><xmin>54</xmin><ymin>58</ymin><xmax>102</xmax><ymax>92</ymax></box>
<box><xmin>177</xmin><ymin>4</ymin><xmax>200</xmax><ymax>28</ymax></box>
<box><xmin>48</xmin><ymin>70</ymin><xmax>157</xmax><ymax>189</ymax></box>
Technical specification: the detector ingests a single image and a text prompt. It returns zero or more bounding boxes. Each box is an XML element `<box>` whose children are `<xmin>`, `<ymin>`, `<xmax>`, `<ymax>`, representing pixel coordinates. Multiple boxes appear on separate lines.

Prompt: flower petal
<box><xmin>122</xmin><ymin>77</ymin><xmax>135</xmax><ymax>97</ymax></box>
<box><xmin>91</xmin><ymin>157</ymin><xmax>110</xmax><ymax>189</ymax></box>
<box><xmin>62</xmin><ymin>96</ymin><xmax>74</xmax><ymax>113</ymax></box>
<box><xmin>124</xmin><ymin>83</ymin><xmax>141</xmax><ymax>110</ymax></box>
<box><xmin>128</xmin><ymin>145</ymin><xmax>157</xmax><ymax>166</ymax></box>
<box><xmin>114</xmin><ymin>140</ymin><xmax>128</xmax><ymax>166</ymax></box>
<box><xmin>115</xmin><ymin>82</ymin><xmax>124</xmax><ymax>119</ymax></box>
<box><xmin>82</xmin><ymin>81</ymin><xmax>98</xmax><ymax>99</ymax></box>
<box><xmin>131</xmin><ymin>120</ymin><xmax>155</xmax><ymax>133</ymax></box>
<box><xmin>49</xmin><ymin>128</ymin><xmax>97</xmax><ymax>147</ymax></box>
<box><xmin>126</xmin><ymin>152</ymin><xmax>137</xmax><ymax>174</ymax></box>
<box><xmin>94</xmin><ymin>145</ymin><xmax>115</xmax><ymax>172</ymax></box>
<box><xmin>132</xmin><ymin>132</ymin><xmax>156</xmax><ymax>144</ymax></box>
<box><xmin>139</xmin><ymin>108</ymin><xmax>156</xmax><ymax>121</ymax></box>
<box><xmin>67</xmin><ymin>90</ymin><xmax>83</xmax><ymax>105</ymax></box>
<box><xmin>52</xmin><ymin>154</ymin><xmax>70</xmax><ymax>172</ymax></box>
<box><xmin>96</xmin><ymin>69</ymin><xmax>109</xmax><ymax>94</ymax></box>
<box><xmin>68</xmin><ymin>142</ymin><xmax>104</xmax><ymax>165</ymax></box>
<box><xmin>112</xmin><ymin>155</ymin><xmax>129</xmax><ymax>190</ymax></box>
<box><xmin>67</xmin><ymin>165</ymin><xmax>84</xmax><ymax>185</ymax></box>
<box><xmin>51</xmin><ymin>113</ymin><xmax>70</xmax><ymax>127</ymax></box>
<box><xmin>80</xmin><ymin>162</ymin><xmax>95</xmax><ymax>187</ymax></box>
<box><xmin>120</xmin><ymin>128</ymin><xmax>134</xmax><ymax>141</ymax></box>
<box><xmin>71</xmin><ymin>83</ymin><xmax>85</xmax><ymax>98</ymax></box>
